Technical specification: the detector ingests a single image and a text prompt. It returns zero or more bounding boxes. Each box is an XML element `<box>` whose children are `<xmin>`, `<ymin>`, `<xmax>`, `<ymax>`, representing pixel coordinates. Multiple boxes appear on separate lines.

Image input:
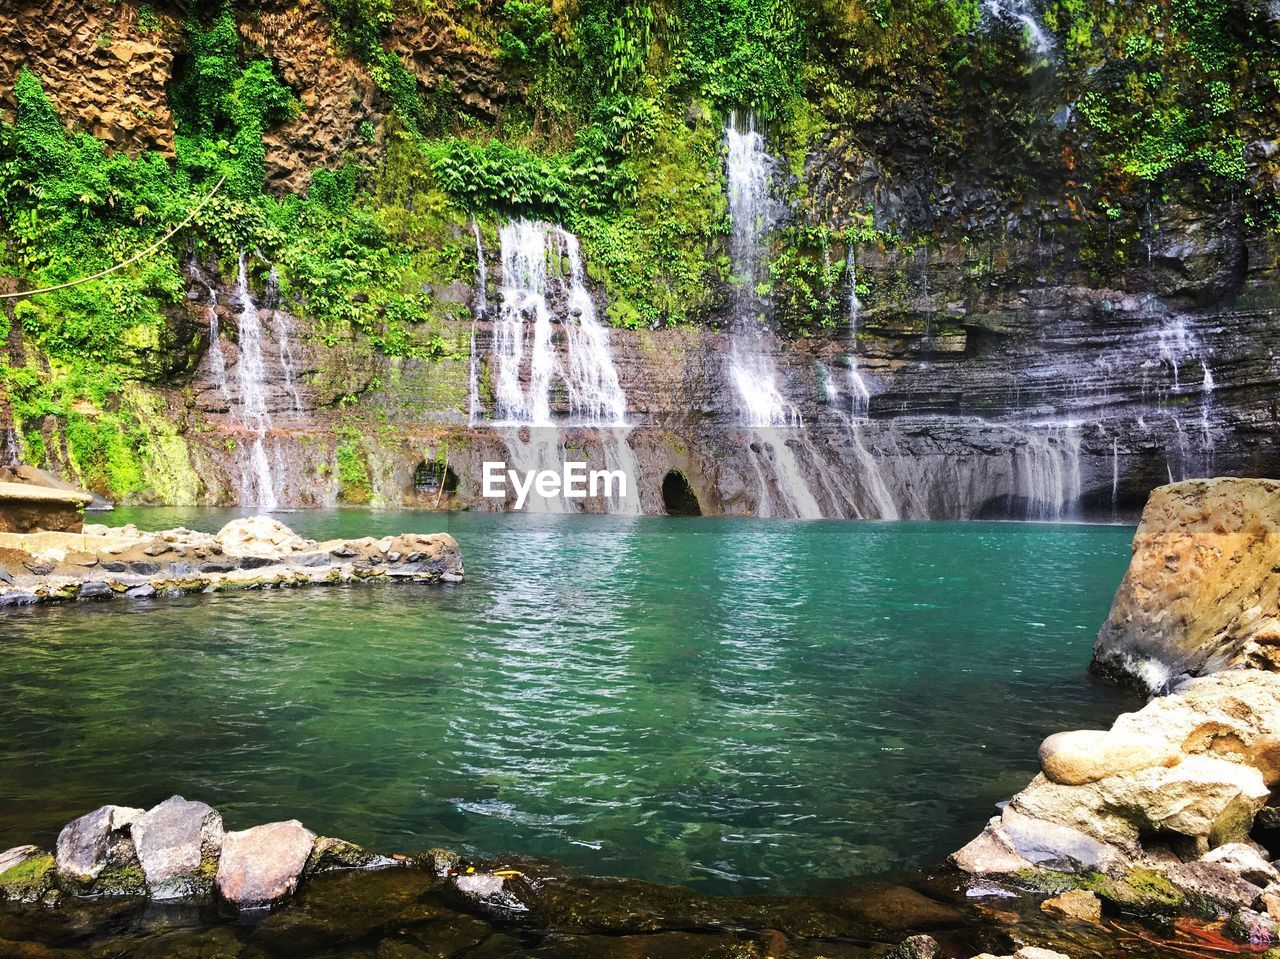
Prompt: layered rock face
<box><xmin>4</xmin><ymin>2</ymin><xmax>1278</xmax><ymax>517</ymax></box>
<box><xmin>156</xmin><ymin>243</ymin><xmax>1280</xmax><ymax>520</ymax></box>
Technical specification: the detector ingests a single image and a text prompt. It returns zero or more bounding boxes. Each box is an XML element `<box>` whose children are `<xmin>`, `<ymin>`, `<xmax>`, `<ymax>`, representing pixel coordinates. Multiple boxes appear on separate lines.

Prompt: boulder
<box><xmin>1010</xmin><ymin>755</ymin><xmax>1268</xmax><ymax>859</ymax></box>
<box><xmin>1166</xmin><ymin>860</ymin><xmax>1262</xmax><ymax>915</ymax></box>
<box><xmin>886</xmin><ymin>934</ymin><xmax>940</xmax><ymax>959</ymax></box>
<box><xmin>215</xmin><ymin>517</ymin><xmax>314</xmax><ymax>558</ymax></box>
<box><xmin>1203</xmin><ymin>843</ymin><xmax>1280</xmax><ymax>888</ymax></box>
<box><xmin>1038</xmin><ymin>729</ymin><xmax>1179</xmax><ymax>785</ymax></box>
<box><xmin>215</xmin><ymin>820</ymin><xmax>316</xmax><ymax>908</ymax></box>
<box><xmin>303</xmin><ymin>836</ymin><xmax>387</xmax><ymax>876</ymax></box>
<box><xmin>131</xmin><ymin>796</ymin><xmax>224</xmax><ymax>899</ymax></box>
<box><xmin>1040</xmin><ymin>888</ymin><xmax>1102</xmax><ymax>922</ymax></box>
<box><xmin>54</xmin><ymin>804</ymin><xmax>146</xmax><ymax>896</ymax></box>
<box><xmin>1094</xmin><ymin>478</ymin><xmax>1280</xmax><ymax>690</ymax></box>
<box><xmin>0</xmin><ymin>481</ymin><xmax>92</xmax><ymax>533</ymax></box>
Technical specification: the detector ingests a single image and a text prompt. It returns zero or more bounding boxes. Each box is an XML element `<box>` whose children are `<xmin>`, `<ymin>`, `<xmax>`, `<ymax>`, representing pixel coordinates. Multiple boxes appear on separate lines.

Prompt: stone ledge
<box><xmin>0</xmin><ymin>516</ymin><xmax>463</xmax><ymax>607</ymax></box>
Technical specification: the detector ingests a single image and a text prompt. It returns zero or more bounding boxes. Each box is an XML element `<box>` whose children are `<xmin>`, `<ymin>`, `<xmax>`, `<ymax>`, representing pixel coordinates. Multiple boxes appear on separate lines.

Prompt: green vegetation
<box><xmin>0</xmin><ymin>853</ymin><xmax>55</xmax><ymax>901</ymax></box>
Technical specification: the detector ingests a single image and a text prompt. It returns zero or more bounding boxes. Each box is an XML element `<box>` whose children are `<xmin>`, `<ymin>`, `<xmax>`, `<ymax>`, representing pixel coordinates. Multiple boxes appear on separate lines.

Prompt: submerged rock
<box><xmin>303</xmin><ymin>836</ymin><xmax>388</xmax><ymax>876</ymax></box>
<box><xmin>1039</xmin><ymin>889</ymin><xmax>1101</xmax><ymax>922</ymax></box>
<box><xmin>131</xmin><ymin>796</ymin><xmax>223</xmax><ymax>899</ymax></box>
<box><xmin>215</xmin><ymin>820</ymin><xmax>316</xmax><ymax>909</ymax></box>
<box><xmin>887</xmin><ymin>934</ymin><xmax>941</xmax><ymax>959</ymax></box>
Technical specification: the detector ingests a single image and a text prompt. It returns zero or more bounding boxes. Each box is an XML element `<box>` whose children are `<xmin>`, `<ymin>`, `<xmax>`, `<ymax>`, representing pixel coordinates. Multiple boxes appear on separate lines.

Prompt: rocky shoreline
<box><xmin>0</xmin><ymin>515</ymin><xmax>463</xmax><ymax>607</ymax></box>
<box><xmin>0</xmin><ymin>793</ymin><xmax>1087</xmax><ymax>959</ymax></box>
<box><xmin>951</xmin><ymin>478</ymin><xmax>1280</xmax><ymax>953</ymax></box>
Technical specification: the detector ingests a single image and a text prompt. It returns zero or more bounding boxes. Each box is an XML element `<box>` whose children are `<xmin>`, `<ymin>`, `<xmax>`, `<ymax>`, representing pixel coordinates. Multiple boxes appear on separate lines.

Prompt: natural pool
<box><xmin>0</xmin><ymin>511</ymin><xmax>1139</xmax><ymax>896</ymax></box>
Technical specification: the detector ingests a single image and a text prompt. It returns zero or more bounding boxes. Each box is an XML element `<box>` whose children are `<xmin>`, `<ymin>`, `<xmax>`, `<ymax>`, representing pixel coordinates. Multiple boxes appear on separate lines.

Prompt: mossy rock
<box><xmin>0</xmin><ymin>853</ymin><xmax>56</xmax><ymax>902</ymax></box>
<box><xmin>89</xmin><ymin>862</ymin><xmax>148</xmax><ymax>897</ymax></box>
<box><xmin>1010</xmin><ymin>866</ymin><xmax>1184</xmax><ymax>918</ymax></box>
<box><xmin>1083</xmin><ymin>868</ymin><xmax>1185</xmax><ymax>915</ymax></box>
<box><xmin>304</xmin><ymin>837</ymin><xmax>383</xmax><ymax>876</ymax></box>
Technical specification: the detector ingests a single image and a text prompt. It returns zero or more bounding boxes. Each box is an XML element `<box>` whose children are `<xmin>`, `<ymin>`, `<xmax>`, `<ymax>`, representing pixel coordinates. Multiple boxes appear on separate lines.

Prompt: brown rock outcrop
<box><xmin>1093</xmin><ymin>478</ymin><xmax>1280</xmax><ymax>692</ymax></box>
<box><xmin>237</xmin><ymin>0</ymin><xmax>381</xmax><ymax>193</ymax></box>
<box><xmin>0</xmin><ymin>0</ymin><xmax>175</xmax><ymax>154</ymax></box>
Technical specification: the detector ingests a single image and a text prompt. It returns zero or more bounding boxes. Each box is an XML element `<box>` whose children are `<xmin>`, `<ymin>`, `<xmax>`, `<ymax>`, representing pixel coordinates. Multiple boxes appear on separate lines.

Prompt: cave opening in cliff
<box><xmin>661</xmin><ymin>470</ymin><xmax>702</xmax><ymax>516</ymax></box>
<box><xmin>413</xmin><ymin>460</ymin><xmax>458</xmax><ymax>496</ymax></box>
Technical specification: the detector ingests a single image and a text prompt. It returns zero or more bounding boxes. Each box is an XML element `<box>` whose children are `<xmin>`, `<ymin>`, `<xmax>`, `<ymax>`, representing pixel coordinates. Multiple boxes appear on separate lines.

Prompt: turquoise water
<box><xmin>0</xmin><ymin>511</ymin><xmax>1137</xmax><ymax>895</ymax></box>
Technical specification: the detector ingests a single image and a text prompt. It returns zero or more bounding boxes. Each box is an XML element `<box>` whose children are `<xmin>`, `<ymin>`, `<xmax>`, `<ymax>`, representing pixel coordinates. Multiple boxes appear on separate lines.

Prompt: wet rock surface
<box><xmin>0</xmin><ymin>516</ymin><xmax>463</xmax><ymax>607</ymax></box>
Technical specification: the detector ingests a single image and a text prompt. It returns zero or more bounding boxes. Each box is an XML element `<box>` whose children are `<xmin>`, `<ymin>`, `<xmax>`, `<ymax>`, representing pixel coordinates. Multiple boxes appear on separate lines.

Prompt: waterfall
<box><xmin>1149</xmin><ymin>317</ymin><xmax>1217</xmax><ymax>480</ymax></box>
<box><xmin>722</xmin><ymin>112</ymin><xmax>820</xmax><ymax>518</ymax></box>
<box><xmin>203</xmin><ymin>289</ymin><xmax>231</xmax><ymax>400</ymax></box>
<box><xmin>469</xmin><ymin>221</ymin><xmax>487</xmax><ymax>426</ymax></box>
<box><xmin>827</xmin><ymin>251</ymin><xmax>899</xmax><ymax>520</ymax></box>
<box><xmin>982</xmin><ymin>0</ymin><xmax>1053</xmax><ymax>55</ymax></box>
<box><xmin>268</xmin><ymin>267</ymin><xmax>304</xmax><ymax>418</ymax></box>
<box><xmin>233</xmin><ymin>253</ymin><xmax>278</xmax><ymax>509</ymax></box>
<box><xmin>486</xmin><ymin>218</ymin><xmax>640</xmax><ymax>513</ymax></box>
<box><xmin>1111</xmin><ymin>437</ymin><xmax>1119</xmax><ymax>520</ymax></box>
<box><xmin>723</xmin><ymin>112</ymin><xmax>800</xmax><ymax>429</ymax></box>
<box><xmin>846</xmin><ymin>251</ymin><xmax>873</xmax><ymax>417</ymax></box>
<box><xmin>1009</xmin><ymin>422</ymin><xmax>1082</xmax><ymax>521</ymax></box>
<box><xmin>560</xmin><ymin>232</ymin><xmax>628</xmax><ymax>425</ymax></box>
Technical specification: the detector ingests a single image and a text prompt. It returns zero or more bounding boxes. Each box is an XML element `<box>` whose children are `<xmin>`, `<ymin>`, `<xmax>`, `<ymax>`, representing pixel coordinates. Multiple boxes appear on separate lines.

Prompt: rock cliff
<box><xmin>1</xmin><ymin>0</ymin><xmax>1277</xmax><ymax>514</ymax></box>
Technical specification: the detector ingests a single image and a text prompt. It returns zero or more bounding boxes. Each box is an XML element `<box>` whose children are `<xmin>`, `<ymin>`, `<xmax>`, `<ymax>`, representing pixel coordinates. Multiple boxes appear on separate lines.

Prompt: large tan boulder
<box><xmin>1039</xmin><ymin>729</ymin><xmax>1180</xmax><ymax>785</ymax></box>
<box><xmin>215</xmin><ymin>518</ymin><xmax>314</xmax><ymax>558</ymax></box>
<box><xmin>1012</xmin><ymin>755</ymin><xmax>1268</xmax><ymax>858</ymax></box>
<box><xmin>1094</xmin><ymin>478</ymin><xmax>1280</xmax><ymax>691</ymax></box>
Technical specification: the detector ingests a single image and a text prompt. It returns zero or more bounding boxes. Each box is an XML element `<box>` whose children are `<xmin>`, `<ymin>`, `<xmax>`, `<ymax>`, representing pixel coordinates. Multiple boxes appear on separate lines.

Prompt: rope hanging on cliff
<box><xmin>0</xmin><ymin>174</ymin><xmax>228</xmax><ymax>300</ymax></box>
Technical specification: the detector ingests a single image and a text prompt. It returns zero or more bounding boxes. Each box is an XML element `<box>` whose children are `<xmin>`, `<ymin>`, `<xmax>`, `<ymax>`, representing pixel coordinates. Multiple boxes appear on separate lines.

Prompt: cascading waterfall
<box><xmin>981</xmin><ymin>0</ymin><xmax>1053</xmax><ymax>55</ymax></box>
<box><xmin>1149</xmin><ymin>318</ymin><xmax>1217</xmax><ymax>480</ymax></box>
<box><xmin>486</xmin><ymin>218</ymin><xmax>640</xmax><ymax>514</ymax></box>
<box><xmin>203</xmin><ymin>289</ymin><xmax>231</xmax><ymax>400</ymax></box>
<box><xmin>723</xmin><ymin>112</ymin><xmax>800</xmax><ymax>429</ymax></box>
<box><xmin>1010</xmin><ymin>422</ymin><xmax>1082</xmax><ymax>520</ymax></box>
<box><xmin>233</xmin><ymin>253</ymin><xmax>279</xmax><ymax>509</ymax></box>
<box><xmin>836</xmin><ymin>252</ymin><xmax>899</xmax><ymax>520</ymax></box>
<box><xmin>268</xmin><ymin>267</ymin><xmax>304</xmax><ymax>417</ymax></box>
<box><xmin>468</xmin><ymin>221</ymin><xmax>487</xmax><ymax>426</ymax></box>
<box><xmin>723</xmin><ymin>112</ymin><xmax>821</xmax><ymax>519</ymax></box>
